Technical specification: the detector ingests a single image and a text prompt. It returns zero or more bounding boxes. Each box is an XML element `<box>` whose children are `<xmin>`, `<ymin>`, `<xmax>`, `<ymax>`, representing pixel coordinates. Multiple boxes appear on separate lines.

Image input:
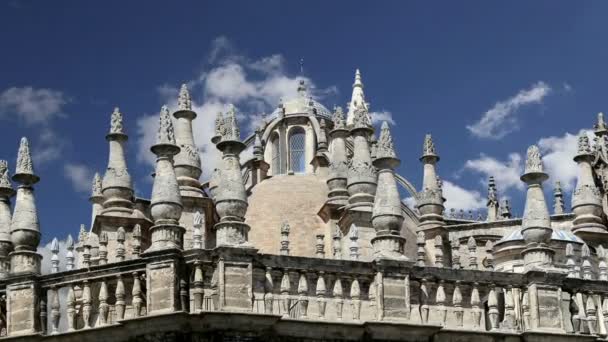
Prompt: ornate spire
<box><xmin>217</xmin><ymin>104</ymin><xmax>240</xmax><ymax>142</ymax></box>
<box><xmin>0</xmin><ymin>160</ymin><xmax>12</xmax><ymax>190</ymax></box>
<box><xmin>553</xmin><ymin>181</ymin><xmax>565</xmax><ymax>215</ymax></box>
<box><xmin>148</xmin><ymin>105</ymin><xmax>184</xmax><ymax>252</ymax></box>
<box><xmin>346</xmin><ymin>69</ymin><xmax>370</xmax><ymax>126</ymax></box>
<box><xmin>332</xmin><ymin>106</ymin><xmax>346</xmax><ymax>129</ymax></box>
<box><xmin>371</xmin><ymin>122</ymin><xmax>406</xmax><ymax>259</ymax></box>
<box><xmin>577</xmin><ymin>132</ymin><xmax>592</xmax><ymax>156</ymax></box>
<box><xmin>351</xmin><ymin>102</ymin><xmax>372</xmax><ymax>129</ymax></box>
<box><xmin>347</xmin><ymin>100</ymin><xmax>376</xmax><ymax>208</ymax></box>
<box><xmin>178</xmin><ymin>84</ymin><xmax>192</xmax><ymax>111</ymax></box>
<box><xmin>109</xmin><ymin>107</ymin><xmax>123</xmax><ymax>134</ymax></box>
<box><xmin>376</xmin><ymin>122</ymin><xmax>397</xmax><ymax>160</ymax></box>
<box><xmin>14</xmin><ymin>137</ymin><xmax>38</xmax><ymax>184</ymax></box>
<box><xmin>595</xmin><ymin>112</ymin><xmax>608</xmax><ymax>136</ymax></box>
<box><xmin>421</xmin><ymin>134</ymin><xmax>438</xmax><ymax>159</ymax></box>
<box><xmin>91</xmin><ymin>172</ymin><xmax>102</xmax><ymax>198</ymax></box>
<box><xmin>0</xmin><ymin>160</ymin><xmax>14</xmax><ymax>272</ymax></box>
<box><xmin>326</xmin><ymin>106</ymin><xmax>350</xmax><ymax>207</ymax></box>
<box><xmin>213</xmin><ymin>111</ymin><xmax>224</xmax><ymax>144</ymax></box>
<box><xmin>520</xmin><ymin>145</ymin><xmax>553</xmax><ymax>271</ymax></box>
<box><xmin>417</xmin><ymin>133</ymin><xmax>445</xmax><ymax>232</ymax></box>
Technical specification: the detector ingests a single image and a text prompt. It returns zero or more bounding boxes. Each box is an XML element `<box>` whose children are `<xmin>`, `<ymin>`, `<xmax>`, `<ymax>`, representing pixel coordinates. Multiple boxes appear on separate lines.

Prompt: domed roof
<box><xmin>269</xmin><ymin>80</ymin><xmax>332</xmax><ymax>120</ymax></box>
<box><xmin>496</xmin><ymin>228</ymin><xmax>583</xmax><ymax>245</ymax></box>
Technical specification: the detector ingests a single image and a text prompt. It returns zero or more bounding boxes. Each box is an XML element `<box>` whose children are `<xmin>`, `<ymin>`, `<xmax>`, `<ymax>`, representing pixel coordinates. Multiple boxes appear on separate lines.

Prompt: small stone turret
<box><xmin>147</xmin><ymin>106</ymin><xmax>185</xmax><ymax>252</ymax></box>
<box><xmin>371</xmin><ymin>122</ymin><xmax>406</xmax><ymax>259</ymax></box>
<box><xmin>486</xmin><ymin>176</ymin><xmax>499</xmax><ymax>222</ymax></box>
<box><xmin>417</xmin><ymin>134</ymin><xmax>445</xmax><ymax>230</ymax></box>
<box><xmin>10</xmin><ymin>137</ymin><xmax>42</xmax><ymax>274</ymax></box>
<box><xmin>213</xmin><ymin>105</ymin><xmax>251</xmax><ymax>246</ymax></box>
<box><xmin>520</xmin><ymin>145</ymin><xmax>554</xmax><ymax>271</ymax></box>
<box><xmin>553</xmin><ymin>181</ymin><xmax>565</xmax><ymax>215</ymax></box>
<box><xmin>326</xmin><ymin>106</ymin><xmax>349</xmax><ymax>207</ymax></box>
<box><xmin>346</xmin><ymin>103</ymin><xmax>376</xmax><ymax>209</ymax></box>
<box><xmin>89</xmin><ymin>172</ymin><xmax>103</xmax><ymax>227</ymax></box>
<box><xmin>173</xmin><ymin>84</ymin><xmax>203</xmax><ymax>198</ymax></box>
<box><xmin>571</xmin><ymin>132</ymin><xmax>606</xmax><ymax>239</ymax></box>
<box><xmin>101</xmin><ymin>108</ymin><xmax>134</xmax><ymax>215</ymax></box>
<box><xmin>0</xmin><ymin>160</ymin><xmax>14</xmax><ymax>277</ymax></box>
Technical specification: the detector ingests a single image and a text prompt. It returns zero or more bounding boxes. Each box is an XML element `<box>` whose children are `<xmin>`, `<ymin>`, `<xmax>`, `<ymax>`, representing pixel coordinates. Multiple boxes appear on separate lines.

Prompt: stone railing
<box><xmin>3</xmin><ymin>247</ymin><xmax>608</xmax><ymax>340</ymax></box>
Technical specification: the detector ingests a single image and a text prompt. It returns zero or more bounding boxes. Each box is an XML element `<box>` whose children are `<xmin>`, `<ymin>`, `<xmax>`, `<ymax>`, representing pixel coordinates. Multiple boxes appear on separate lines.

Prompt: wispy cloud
<box><xmin>464</xmin><ymin>153</ymin><xmax>524</xmax><ymax>192</ymax></box>
<box><xmin>370</xmin><ymin>110</ymin><xmax>395</xmax><ymax>125</ymax></box>
<box><xmin>0</xmin><ymin>86</ymin><xmax>68</xmax><ymax>125</ymax></box>
<box><xmin>467</xmin><ymin>82</ymin><xmax>551</xmax><ymax>139</ymax></box>
<box><xmin>64</xmin><ymin>162</ymin><xmax>94</xmax><ymax>194</ymax></box>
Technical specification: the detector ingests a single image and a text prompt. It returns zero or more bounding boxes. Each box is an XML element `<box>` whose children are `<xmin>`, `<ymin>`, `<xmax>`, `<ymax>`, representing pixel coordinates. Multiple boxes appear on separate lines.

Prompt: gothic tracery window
<box><xmin>289</xmin><ymin>127</ymin><xmax>306</xmax><ymax>174</ymax></box>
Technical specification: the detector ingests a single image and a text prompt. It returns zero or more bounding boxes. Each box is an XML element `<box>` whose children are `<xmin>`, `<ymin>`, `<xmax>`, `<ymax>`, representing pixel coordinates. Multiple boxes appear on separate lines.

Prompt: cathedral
<box><xmin>0</xmin><ymin>69</ymin><xmax>607</xmax><ymax>341</ymax></box>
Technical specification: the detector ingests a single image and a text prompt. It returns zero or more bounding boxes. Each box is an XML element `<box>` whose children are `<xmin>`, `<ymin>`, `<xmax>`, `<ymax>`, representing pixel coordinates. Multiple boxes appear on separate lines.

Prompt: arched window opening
<box><xmin>271</xmin><ymin>133</ymin><xmax>282</xmax><ymax>175</ymax></box>
<box><xmin>289</xmin><ymin>127</ymin><xmax>306</xmax><ymax>174</ymax></box>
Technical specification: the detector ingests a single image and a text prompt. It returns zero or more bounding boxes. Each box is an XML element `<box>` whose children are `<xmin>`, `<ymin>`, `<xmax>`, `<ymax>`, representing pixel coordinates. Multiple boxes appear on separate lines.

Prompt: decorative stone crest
<box><xmin>422</xmin><ymin>134</ymin><xmax>437</xmax><ymax>158</ymax></box>
<box><xmin>91</xmin><ymin>172</ymin><xmax>102</xmax><ymax>197</ymax></box>
<box><xmin>15</xmin><ymin>137</ymin><xmax>35</xmax><ymax>180</ymax></box>
<box><xmin>577</xmin><ymin>132</ymin><xmax>592</xmax><ymax>155</ymax></box>
<box><xmin>376</xmin><ymin>121</ymin><xmax>397</xmax><ymax>160</ymax></box>
<box><xmin>0</xmin><ymin>161</ymin><xmax>11</xmax><ymax>189</ymax></box>
<box><xmin>524</xmin><ymin>145</ymin><xmax>544</xmax><ymax>174</ymax></box>
<box><xmin>332</xmin><ymin>106</ymin><xmax>346</xmax><ymax>129</ymax></box>
<box><xmin>351</xmin><ymin>102</ymin><xmax>371</xmax><ymax>129</ymax></box>
<box><xmin>110</xmin><ymin>107</ymin><xmax>123</xmax><ymax>134</ymax></box>
<box><xmin>157</xmin><ymin>106</ymin><xmax>176</xmax><ymax>146</ymax></box>
<box><xmin>178</xmin><ymin>84</ymin><xmax>192</xmax><ymax>111</ymax></box>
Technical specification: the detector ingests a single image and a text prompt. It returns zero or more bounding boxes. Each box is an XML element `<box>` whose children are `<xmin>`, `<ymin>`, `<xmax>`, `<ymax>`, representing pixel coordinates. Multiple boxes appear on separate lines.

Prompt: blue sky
<box><xmin>0</xmin><ymin>1</ymin><xmax>606</xmax><ymax>243</ymax></box>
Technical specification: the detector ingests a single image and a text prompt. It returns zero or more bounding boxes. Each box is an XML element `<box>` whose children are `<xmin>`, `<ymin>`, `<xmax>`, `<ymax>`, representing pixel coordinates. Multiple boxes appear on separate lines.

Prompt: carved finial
<box><xmin>0</xmin><ymin>160</ymin><xmax>11</xmax><ymax>190</ymax></box>
<box><xmin>422</xmin><ymin>134</ymin><xmax>437</xmax><ymax>157</ymax></box>
<box><xmin>91</xmin><ymin>172</ymin><xmax>102</xmax><ymax>197</ymax></box>
<box><xmin>376</xmin><ymin>121</ymin><xmax>397</xmax><ymax>159</ymax></box>
<box><xmin>500</xmin><ymin>199</ymin><xmax>512</xmax><ymax>219</ymax></box>
<box><xmin>223</xmin><ymin>104</ymin><xmax>240</xmax><ymax>141</ymax></box>
<box><xmin>15</xmin><ymin>137</ymin><xmax>38</xmax><ymax>183</ymax></box>
<box><xmin>178</xmin><ymin>84</ymin><xmax>192</xmax><ymax>111</ymax></box>
<box><xmin>280</xmin><ymin>221</ymin><xmax>290</xmax><ymax>256</ymax></box>
<box><xmin>157</xmin><ymin>105</ymin><xmax>176</xmax><ymax>145</ymax></box>
<box><xmin>554</xmin><ymin>181</ymin><xmax>565</xmax><ymax>214</ymax></box>
<box><xmin>51</xmin><ymin>238</ymin><xmax>60</xmax><ymax>273</ymax></box>
<box><xmin>596</xmin><ymin>112</ymin><xmax>607</xmax><ymax>132</ymax></box>
<box><xmin>524</xmin><ymin>145</ymin><xmax>544</xmax><ymax>174</ymax></box>
<box><xmin>117</xmin><ymin>226</ymin><xmax>126</xmax><ymax>242</ymax></box>
<box><xmin>78</xmin><ymin>224</ymin><xmax>87</xmax><ymax>246</ymax></box>
<box><xmin>110</xmin><ymin>107</ymin><xmax>123</xmax><ymax>134</ymax></box>
<box><xmin>214</xmin><ymin>111</ymin><xmax>224</xmax><ymax>138</ymax></box>
<box><xmin>488</xmin><ymin>176</ymin><xmax>497</xmax><ymax>203</ymax></box>
<box><xmin>132</xmin><ymin>224</ymin><xmax>142</xmax><ymax>256</ymax></box>
<box><xmin>416</xmin><ymin>231</ymin><xmax>426</xmax><ymax>266</ymax></box>
<box><xmin>332</xmin><ymin>106</ymin><xmax>346</xmax><ymax>129</ymax></box>
<box><xmin>352</xmin><ymin>102</ymin><xmax>371</xmax><ymax>129</ymax></box>
<box><xmin>65</xmin><ymin>234</ymin><xmax>75</xmax><ymax>270</ymax></box>
<box><xmin>577</xmin><ymin>132</ymin><xmax>592</xmax><ymax>155</ymax></box>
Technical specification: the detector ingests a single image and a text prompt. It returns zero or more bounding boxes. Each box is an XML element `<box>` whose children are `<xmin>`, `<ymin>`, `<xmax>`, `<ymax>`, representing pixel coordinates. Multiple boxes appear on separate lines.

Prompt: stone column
<box><xmin>520</xmin><ymin>145</ymin><xmax>554</xmax><ymax>271</ymax></box>
<box><xmin>89</xmin><ymin>172</ymin><xmax>103</xmax><ymax>227</ymax></box>
<box><xmin>9</xmin><ymin>138</ymin><xmax>42</xmax><ymax>274</ymax></box>
<box><xmin>326</xmin><ymin>106</ymin><xmax>349</xmax><ymax>207</ymax></box>
<box><xmin>213</xmin><ymin>105</ymin><xmax>251</xmax><ymax>246</ymax></box>
<box><xmin>173</xmin><ymin>84</ymin><xmax>203</xmax><ymax>198</ymax></box>
<box><xmin>0</xmin><ymin>160</ymin><xmax>14</xmax><ymax>277</ymax></box>
<box><xmin>146</xmin><ymin>106</ymin><xmax>185</xmax><ymax>252</ymax></box>
<box><xmin>370</xmin><ymin>122</ymin><xmax>406</xmax><ymax>259</ymax></box>
<box><xmin>101</xmin><ymin>108</ymin><xmax>134</xmax><ymax>216</ymax></box>
<box><xmin>346</xmin><ymin>103</ymin><xmax>377</xmax><ymax>209</ymax></box>
<box><xmin>486</xmin><ymin>176</ymin><xmax>499</xmax><ymax>222</ymax></box>
<box><xmin>572</xmin><ymin>133</ymin><xmax>606</xmax><ymax>238</ymax></box>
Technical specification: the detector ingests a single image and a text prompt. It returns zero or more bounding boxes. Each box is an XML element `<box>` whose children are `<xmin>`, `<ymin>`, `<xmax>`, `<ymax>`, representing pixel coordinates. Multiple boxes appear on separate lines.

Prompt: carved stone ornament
<box><xmin>110</xmin><ymin>107</ymin><xmax>123</xmax><ymax>134</ymax></box>
<box><xmin>524</xmin><ymin>145</ymin><xmax>544</xmax><ymax>174</ymax></box>
<box><xmin>157</xmin><ymin>105</ymin><xmax>176</xmax><ymax>145</ymax></box>
<box><xmin>178</xmin><ymin>84</ymin><xmax>192</xmax><ymax>111</ymax></box>
<box><xmin>376</xmin><ymin>121</ymin><xmax>397</xmax><ymax>159</ymax></box>
<box><xmin>332</xmin><ymin>106</ymin><xmax>346</xmax><ymax>129</ymax></box>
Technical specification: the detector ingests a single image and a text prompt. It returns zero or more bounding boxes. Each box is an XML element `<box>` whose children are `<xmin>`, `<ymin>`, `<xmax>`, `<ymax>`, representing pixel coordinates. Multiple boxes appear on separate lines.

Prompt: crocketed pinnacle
<box><xmin>487</xmin><ymin>176</ymin><xmax>497</xmax><ymax>203</ymax></box>
<box><xmin>347</xmin><ymin>69</ymin><xmax>369</xmax><ymax>126</ymax></box>
<box><xmin>376</xmin><ymin>121</ymin><xmax>397</xmax><ymax>160</ymax></box>
<box><xmin>523</xmin><ymin>145</ymin><xmax>544</xmax><ymax>175</ymax></box>
<box><xmin>91</xmin><ymin>172</ymin><xmax>102</xmax><ymax>198</ymax></box>
<box><xmin>576</xmin><ymin>132</ymin><xmax>592</xmax><ymax>156</ymax></box>
<box><xmin>225</xmin><ymin>104</ymin><xmax>240</xmax><ymax>141</ymax></box>
<box><xmin>351</xmin><ymin>102</ymin><xmax>372</xmax><ymax>129</ymax></box>
<box><xmin>521</xmin><ymin>145</ymin><xmax>550</xmax><ymax>238</ymax></box>
<box><xmin>109</xmin><ymin>107</ymin><xmax>124</xmax><ymax>135</ymax></box>
<box><xmin>157</xmin><ymin>105</ymin><xmax>176</xmax><ymax>146</ymax></box>
<box><xmin>0</xmin><ymin>160</ymin><xmax>13</xmax><ymax>191</ymax></box>
<box><xmin>421</xmin><ymin>134</ymin><xmax>438</xmax><ymax>159</ymax></box>
<box><xmin>332</xmin><ymin>106</ymin><xmax>346</xmax><ymax>129</ymax></box>
<box><xmin>178</xmin><ymin>84</ymin><xmax>192</xmax><ymax>111</ymax></box>
<box><xmin>15</xmin><ymin>137</ymin><xmax>39</xmax><ymax>184</ymax></box>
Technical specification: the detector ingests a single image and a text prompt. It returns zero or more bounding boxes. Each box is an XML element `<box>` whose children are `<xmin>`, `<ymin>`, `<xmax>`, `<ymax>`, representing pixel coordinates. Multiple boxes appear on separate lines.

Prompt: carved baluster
<box><xmin>116</xmin><ymin>227</ymin><xmax>126</xmax><ymax>262</ymax></box>
<box><xmin>485</xmin><ymin>240</ymin><xmax>494</xmax><ymax>271</ymax></box>
<box><xmin>115</xmin><ymin>274</ymin><xmax>126</xmax><ymax>320</ymax></box>
<box><xmin>599</xmin><ymin>245</ymin><xmax>607</xmax><ymax>281</ymax></box>
<box><xmin>587</xmin><ymin>293</ymin><xmax>598</xmax><ymax>335</ymax></box>
<box><xmin>434</xmin><ymin>235</ymin><xmax>444</xmax><ymax>267</ymax></box>
<box><xmin>192</xmin><ymin>213</ymin><xmax>203</xmax><ymax>249</ymax></box>
<box><xmin>98</xmin><ymin>279</ymin><xmax>109</xmax><ymax>326</ymax></box>
<box><xmin>333</xmin><ymin>227</ymin><xmax>342</xmax><ymax>259</ymax></box>
<box><xmin>582</xmin><ymin>244</ymin><xmax>593</xmax><ymax>280</ymax></box>
<box><xmin>280</xmin><ymin>270</ymin><xmax>291</xmax><ymax>317</ymax></box>
<box><xmin>66</xmin><ymin>234</ymin><xmax>75</xmax><ymax>271</ymax></box>
<box><xmin>50</xmin><ymin>238</ymin><xmax>60</xmax><ymax>273</ymax></box>
<box><xmin>467</xmin><ymin>236</ymin><xmax>477</xmax><ymax>270</ymax></box>
<box><xmin>50</xmin><ymin>286</ymin><xmax>60</xmax><ymax>334</ymax></box>
<box><xmin>470</xmin><ymin>283</ymin><xmax>482</xmax><ymax>329</ymax></box>
<box><xmin>488</xmin><ymin>285</ymin><xmax>499</xmax><ymax>330</ymax></box>
<box><xmin>351</xmin><ymin>278</ymin><xmax>361</xmax><ymax>320</ymax></box>
<box><xmin>39</xmin><ymin>296</ymin><xmax>47</xmax><ymax>334</ymax></box>
<box><xmin>571</xmin><ymin>292</ymin><xmax>583</xmax><ymax>333</ymax></box>
<box><xmin>180</xmin><ymin>278</ymin><xmax>188</xmax><ymax>312</ymax></box>
<box><xmin>501</xmin><ymin>287</ymin><xmax>516</xmax><ymax>330</ymax></box>
<box><xmin>66</xmin><ymin>285</ymin><xmax>76</xmax><ymax>331</ymax></box>
<box><xmin>298</xmin><ymin>273</ymin><xmax>309</xmax><ymax>318</ymax></box>
<box><xmin>280</xmin><ymin>222</ymin><xmax>290</xmax><ymax>256</ymax></box>
<box><xmin>315</xmin><ymin>234</ymin><xmax>325</xmax><ymax>258</ymax></box>
<box><xmin>98</xmin><ymin>232</ymin><xmax>108</xmax><ymax>265</ymax></box>
<box><xmin>333</xmin><ymin>276</ymin><xmax>344</xmax><ymax>320</ymax></box>
<box><xmin>263</xmin><ymin>267</ymin><xmax>274</xmax><ymax>314</ymax></box>
<box><xmin>368</xmin><ymin>277</ymin><xmax>376</xmax><ymax>309</ymax></box>
<box><xmin>132</xmin><ymin>224</ymin><xmax>142</xmax><ymax>257</ymax></box>
<box><xmin>436</xmin><ymin>280</ymin><xmax>447</xmax><ymax>325</ymax></box>
<box><xmin>416</xmin><ymin>232</ymin><xmax>426</xmax><ymax>266</ymax></box>
<box><xmin>404</xmin><ymin>274</ymin><xmax>411</xmax><ymax>320</ymax></box>
<box><xmin>452</xmin><ymin>281</ymin><xmax>463</xmax><ymax>327</ymax></box>
<box><xmin>193</xmin><ymin>261</ymin><xmax>204</xmax><ymax>313</ymax></box>
<box><xmin>451</xmin><ymin>239</ymin><xmax>461</xmax><ymax>269</ymax></box>
<box><xmin>522</xmin><ymin>291</ymin><xmax>530</xmax><ymax>331</ymax></box>
<box><xmin>316</xmin><ymin>273</ymin><xmax>327</xmax><ymax>318</ymax></box>
<box><xmin>132</xmin><ymin>272</ymin><xmax>143</xmax><ymax>317</ymax></box>
<box><xmin>82</xmin><ymin>280</ymin><xmax>92</xmax><ymax>328</ymax></box>
<box><xmin>565</xmin><ymin>243</ymin><xmax>576</xmax><ymax>278</ymax></box>
<box><xmin>420</xmin><ymin>278</ymin><xmax>430</xmax><ymax>324</ymax></box>
<box><xmin>349</xmin><ymin>225</ymin><xmax>359</xmax><ymax>260</ymax></box>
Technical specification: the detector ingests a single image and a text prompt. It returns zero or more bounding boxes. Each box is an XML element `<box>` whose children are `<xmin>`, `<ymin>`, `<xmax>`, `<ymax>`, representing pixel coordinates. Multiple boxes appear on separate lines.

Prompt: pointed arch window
<box><xmin>270</xmin><ymin>133</ymin><xmax>282</xmax><ymax>175</ymax></box>
<box><xmin>289</xmin><ymin>127</ymin><xmax>306</xmax><ymax>174</ymax></box>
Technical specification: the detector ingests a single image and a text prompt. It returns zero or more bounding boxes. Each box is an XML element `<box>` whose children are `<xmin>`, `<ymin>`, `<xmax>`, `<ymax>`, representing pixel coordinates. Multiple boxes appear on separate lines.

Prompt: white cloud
<box><xmin>0</xmin><ymin>86</ymin><xmax>67</xmax><ymax>125</ymax></box>
<box><xmin>442</xmin><ymin>180</ymin><xmax>486</xmax><ymax>211</ymax></box>
<box><xmin>32</xmin><ymin>128</ymin><xmax>65</xmax><ymax>165</ymax></box>
<box><xmin>467</xmin><ymin>82</ymin><xmax>551</xmax><ymax>139</ymax></box>
<box><xmin>64</xmin><ymin>162</ymin><xmax>94</xmax><ymax>194</ymax></box>
<box><xmin>538</xmin><ymin>129</ymin><xmax>591</xmax><ymax>192</ymax></box>
<box><xmin>136</xmin><ymin>37</ymin><xmax>337</xmax><ymax>180</ymax></box>
<box><xmin>464</xmin><ymin>153</ymin><xmax>524</xmax><ymax>192</ymax></box>
<box><xmin>370</xmin><ymin>110</ymin><xmax>395</xmax><ymax>125</ymax></box>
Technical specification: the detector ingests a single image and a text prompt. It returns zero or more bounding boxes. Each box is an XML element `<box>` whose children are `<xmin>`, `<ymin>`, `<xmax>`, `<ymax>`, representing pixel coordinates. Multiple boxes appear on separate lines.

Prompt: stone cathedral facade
<box><xmin>0</xmin><ymin>70</ymin><xmax>608</xmax><ymax>341</ymax></box>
